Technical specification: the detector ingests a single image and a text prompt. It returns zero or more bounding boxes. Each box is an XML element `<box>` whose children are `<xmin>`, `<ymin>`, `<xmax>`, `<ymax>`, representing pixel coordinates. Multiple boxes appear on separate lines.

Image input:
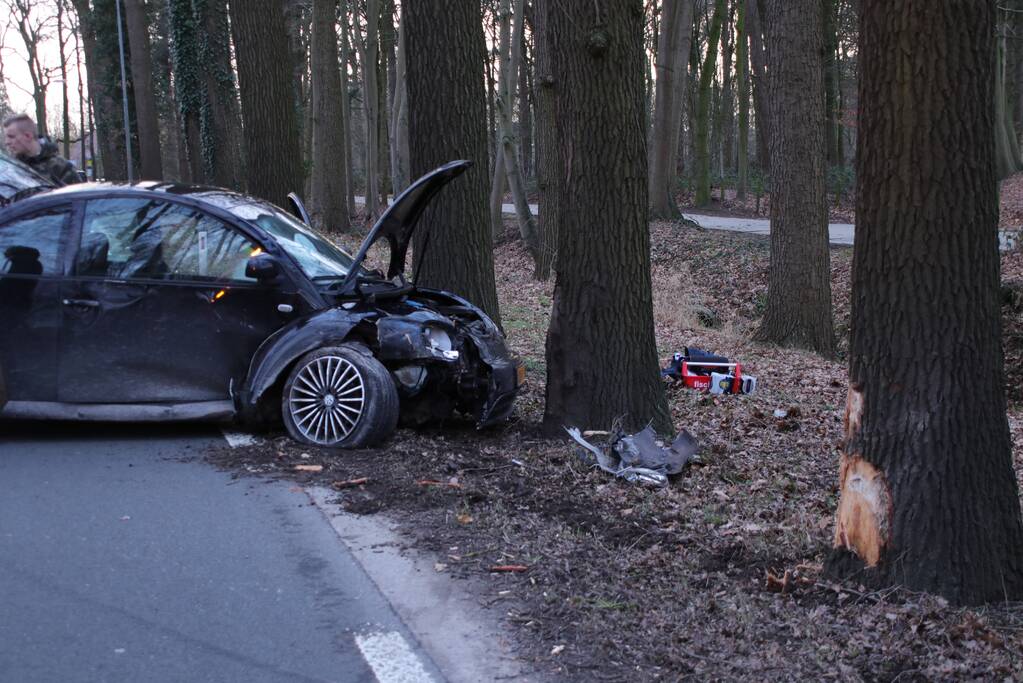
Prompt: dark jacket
<box><xmin>18</xmin><ymin>141</ymin><xmax>80</xmax><ymax>187</ymax></box>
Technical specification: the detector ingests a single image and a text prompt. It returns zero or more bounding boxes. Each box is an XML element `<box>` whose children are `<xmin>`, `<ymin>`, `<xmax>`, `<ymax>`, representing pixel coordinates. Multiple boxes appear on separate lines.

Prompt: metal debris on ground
<box><xmin>565</xmin><ymin>425</ymin><xmax>700</xmax><ymax>487</ymax></box>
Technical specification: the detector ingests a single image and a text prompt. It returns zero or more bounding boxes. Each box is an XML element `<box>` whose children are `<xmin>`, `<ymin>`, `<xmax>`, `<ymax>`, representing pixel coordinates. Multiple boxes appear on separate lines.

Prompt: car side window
<box><xmin>78</xmin><ymin>198</ymin><xmax>260</xmax><ymax>283</ymax></box>
<box><xmin>0</xmin><ymin>208</ymin><xmax>67</xmax><ymax>277</ymax></box>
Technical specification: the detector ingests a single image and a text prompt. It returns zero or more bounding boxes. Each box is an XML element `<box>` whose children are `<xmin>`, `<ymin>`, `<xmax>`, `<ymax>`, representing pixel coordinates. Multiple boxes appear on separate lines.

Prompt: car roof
<box><xmin>27</xmin><ymin>181</ymin><xmax>244</xmax><ymax>201</ymax></box>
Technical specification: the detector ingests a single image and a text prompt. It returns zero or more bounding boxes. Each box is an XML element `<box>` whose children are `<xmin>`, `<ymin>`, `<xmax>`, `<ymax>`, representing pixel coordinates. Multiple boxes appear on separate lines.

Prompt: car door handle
<box><xmin>62</xmin><ymin>298</ymin><xmax>100</xmax><ymax>308</ymax></box>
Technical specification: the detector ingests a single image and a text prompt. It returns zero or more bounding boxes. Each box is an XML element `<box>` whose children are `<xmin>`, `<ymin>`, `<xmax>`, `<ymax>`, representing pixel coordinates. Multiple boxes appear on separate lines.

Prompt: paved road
<box><xmin>356</xmin><ymin>195</ymin><xmax>856</xmax><ymax>246</ymax></box>
<box><xmin>0</xmin><ymin>423</ymin><xmax>441</xmax><ymax>683</ymax></box>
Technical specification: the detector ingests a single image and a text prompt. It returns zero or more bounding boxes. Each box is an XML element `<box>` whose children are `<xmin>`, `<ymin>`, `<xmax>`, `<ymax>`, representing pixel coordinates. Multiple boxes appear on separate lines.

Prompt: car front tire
<box><xmin>281</xmin><ymin>345</ymin><xmax>399</xmax><ymax>448</ymax></box>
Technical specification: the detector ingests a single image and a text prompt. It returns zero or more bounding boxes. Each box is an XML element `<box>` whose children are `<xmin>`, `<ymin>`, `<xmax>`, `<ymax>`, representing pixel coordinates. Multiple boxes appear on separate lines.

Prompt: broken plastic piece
<box><xmin>565</xmin><ymin>426</ymin><xmax>700</xmax><ymax>487</ymax></box>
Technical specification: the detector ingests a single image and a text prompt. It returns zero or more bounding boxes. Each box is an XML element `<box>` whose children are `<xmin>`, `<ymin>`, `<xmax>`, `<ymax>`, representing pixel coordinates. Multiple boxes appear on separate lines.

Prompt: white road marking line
<box><xmin>221</xmin><ymin>430</ymin><xmax>262</xmax><ymax>448</ymax></box>
<box><xmin>355</xmin><ymin>631</ymin><xmax>435</xmax><ymax>683</ymax></box>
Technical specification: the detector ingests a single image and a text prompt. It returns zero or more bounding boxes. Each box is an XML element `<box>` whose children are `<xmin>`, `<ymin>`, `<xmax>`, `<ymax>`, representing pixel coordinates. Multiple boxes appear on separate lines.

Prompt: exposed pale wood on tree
<box><xmin>826</xmin><ymin>0</ymin><xmax>1023</xmax><ymax>606</ymax></box>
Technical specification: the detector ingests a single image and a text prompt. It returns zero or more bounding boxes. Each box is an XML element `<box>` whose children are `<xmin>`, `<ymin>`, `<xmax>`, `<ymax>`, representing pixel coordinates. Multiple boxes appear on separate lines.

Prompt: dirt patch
<box><xmin>208</xmin><ymin>221</ymin><xmax>1023</xmax><ymax>681</ymax></box>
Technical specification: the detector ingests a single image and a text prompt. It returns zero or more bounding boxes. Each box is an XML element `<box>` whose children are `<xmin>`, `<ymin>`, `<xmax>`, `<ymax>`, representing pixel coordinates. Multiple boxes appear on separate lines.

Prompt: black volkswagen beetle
<box><xmin>0</xmin><ymin>157</ymin><xmax>521</xmax><ymax>447</ymax></box>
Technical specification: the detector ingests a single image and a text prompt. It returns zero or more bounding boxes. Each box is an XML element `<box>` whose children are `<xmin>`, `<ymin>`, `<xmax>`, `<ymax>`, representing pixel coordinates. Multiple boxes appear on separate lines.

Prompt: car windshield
<box><xmin>198</xmin><ymin>192</ymin><xmax>366</xmax><ymax>280</ymax></box>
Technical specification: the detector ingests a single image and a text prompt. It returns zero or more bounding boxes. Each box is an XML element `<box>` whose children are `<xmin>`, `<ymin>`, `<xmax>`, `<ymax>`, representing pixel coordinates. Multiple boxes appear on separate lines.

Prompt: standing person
<box><xmin>3</xmin><ymin>114</ymin><xmax>81</xmax><ymax>186</ymax></box>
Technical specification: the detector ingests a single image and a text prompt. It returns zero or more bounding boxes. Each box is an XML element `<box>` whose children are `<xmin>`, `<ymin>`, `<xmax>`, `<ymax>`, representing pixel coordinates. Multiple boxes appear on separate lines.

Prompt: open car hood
<box><xmin>341</xmin><ymin>160</ymin><xmax>471</xmax><ymax>290</ymax></box>
<box><xmin>0</xmin><ymin>155</ymin><xmax>56</xmax><ymax>206</ymax></box>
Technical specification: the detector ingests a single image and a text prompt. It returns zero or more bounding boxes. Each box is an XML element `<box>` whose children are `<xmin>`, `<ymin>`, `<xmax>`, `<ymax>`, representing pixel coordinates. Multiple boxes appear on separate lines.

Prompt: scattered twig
<box><xmin>331</xmin><ymin>477</ymin><xmax>368</xmax><ymax>489</ymax></box>
<box><xmin>416</xmin><ymin>479</ymin><xmax>462</xmax><ymax>489</ymax></box>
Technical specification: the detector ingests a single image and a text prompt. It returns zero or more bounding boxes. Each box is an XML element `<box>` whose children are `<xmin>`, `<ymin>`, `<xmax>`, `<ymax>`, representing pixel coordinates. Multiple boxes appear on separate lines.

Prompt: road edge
<box><xmin>305</xmin><ymin>486</ymin><xmax>537</xmax><ymax>683</ymax></box>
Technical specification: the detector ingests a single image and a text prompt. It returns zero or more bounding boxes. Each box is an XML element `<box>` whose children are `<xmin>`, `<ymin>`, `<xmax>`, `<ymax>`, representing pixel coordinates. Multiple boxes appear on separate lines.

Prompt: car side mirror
<box><xmin>245</xmin><ymin>253</ymin><xmax>280</xmax><ymax>282</ymax></box>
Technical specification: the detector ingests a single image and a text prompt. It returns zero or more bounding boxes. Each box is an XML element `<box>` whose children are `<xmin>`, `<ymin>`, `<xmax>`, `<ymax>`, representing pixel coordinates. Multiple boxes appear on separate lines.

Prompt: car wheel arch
<box><xmin>239</xmin><ymin>308</ymin><xmax>376</xmax><ymax>422</ymax></box>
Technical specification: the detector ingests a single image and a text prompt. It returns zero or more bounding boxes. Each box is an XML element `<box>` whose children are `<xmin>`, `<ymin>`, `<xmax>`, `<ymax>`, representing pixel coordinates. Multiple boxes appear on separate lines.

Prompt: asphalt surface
<box><xmin>0</xmin><ymin>422</ymin><xmax>442</xmax><ymax>683</ymax></box>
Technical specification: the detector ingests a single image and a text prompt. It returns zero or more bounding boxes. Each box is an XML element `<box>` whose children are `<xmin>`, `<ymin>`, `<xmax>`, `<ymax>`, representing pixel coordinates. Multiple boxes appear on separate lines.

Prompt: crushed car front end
<box><xmin>372</xmin><ymin>287</ymin><xmax>521</xmax><ymax>428</ymax></box>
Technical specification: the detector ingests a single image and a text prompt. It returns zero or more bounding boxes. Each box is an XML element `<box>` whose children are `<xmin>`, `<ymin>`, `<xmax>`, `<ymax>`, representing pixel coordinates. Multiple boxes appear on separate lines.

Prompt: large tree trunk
<box><xmin>362</xmin><ymin>0</ymin><xmax>382</xmax><ymax>218</ymax></box>
<box><xmin>497</xmin><ymin>0</ymin><xmax>540</xmax><ymax>264</ymax></box>
<box><xmin>822</xmin><ymin>0</ymin><xmax>841</xmax><ymax>166</ymax></box>
<box><xmin>71</xmin><ymin>0</ymin><xmax>129</xmax><ymax>180</ymax></box>
<box><xmin>518</xmin><ymin>12</ymin><xmax>533</xmax><ymax>181</ymax></box>
<box><xmin>310</xmin><ymin>0</ymin><xmax>350</xmax><ymax>232</ymax></box>
<box><xmin>996</xmin><ymin>19</ymin><xmax>1022</xmax><ymax>180</ymax></box>
<box><xmin>123</xmin><ymin>0</ymin><xmax>162</xmax><ymax>179</ymax></box>
<box><xmin>694</xmin><ymin>0</ymin><xmax>726</xmax><ymax>206</ymax></box>
<box><xmin>533</xmin><ymin>0</ymin><xmax>557</xmax><ymax>280</ymax></box>
<box><xmin>649</xmin><ymin>0</ymin><xmax>696</xmax><ymax>218</ymax></box>
<box><xmin>168</xmin><ymin>0</ymin><xmax>204</xmax><ymax>183</ymax></box>
<box><xmin>405</xmin><ymin>0</ymin><xmax>500</xmax><ymax>323</ymax></box>
<box><xmin>746</xmin><ymin>0</ymin><xmax>770</xmax><ymax>171</ymax></box>
<box><xmin>826</xmin><ymin>0</ymin><xmax>1023</xmax><ymax>606</ymax></box>
<box><xmin>736</xmin><ymin>0</ymin><xmax>750</xmax><ymax>199</ymax></box>
<box><xmin>341</xmin><ymin>4</ymin><xmax>355</xmax><ymax>216</ymax></box>
<box><xmin>230</xmin><ymin>0</ymin><xmax>304</xmax><ymax>208</ymax></box>
<box><xmin>198</xmin><ymin>0</ymin><xmax>243</xmax><ymax>189</ymax></box>
<box><xmin>543</xmin><ymin>0</ymin><xmax>671</xmax><ymax>435</ymax></box>
<box><xmin>721</xmin><ymin>2</ymin><xmax>735</xmax><ymax>174</ymax></box>
<box><xmin>56</xmin><ymin>3</ymin><xmax>70</xmax><ymax>159</ymax></box>
<box><xmin>389</xmin><ymin>8</ymin><xmax>410</xmax><ymax>196</ymax></box>
<box><xmin>753</xmin><ymin>0</ymin><xmax>834</xmax><ymax>355</ymax></box>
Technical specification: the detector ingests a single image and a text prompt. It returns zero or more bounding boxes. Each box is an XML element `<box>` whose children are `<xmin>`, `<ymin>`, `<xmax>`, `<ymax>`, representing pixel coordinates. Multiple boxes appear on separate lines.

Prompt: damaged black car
<box><xmin>0</xmin><ymin>157</ymin><xmax>521</xmax><ymax>447</ymax></box>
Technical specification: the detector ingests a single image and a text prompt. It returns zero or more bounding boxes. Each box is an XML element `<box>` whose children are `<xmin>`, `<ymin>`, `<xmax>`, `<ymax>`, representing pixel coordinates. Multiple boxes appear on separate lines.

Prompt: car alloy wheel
<box><xmin>281</xmin><ymin>344</ymin><xmax>399</xmax><ymax>448</ymax></box>
<box><xmin>288</xmin><ymin>354</ymin><xmax>365</xmax><ymax>444</ymax></box>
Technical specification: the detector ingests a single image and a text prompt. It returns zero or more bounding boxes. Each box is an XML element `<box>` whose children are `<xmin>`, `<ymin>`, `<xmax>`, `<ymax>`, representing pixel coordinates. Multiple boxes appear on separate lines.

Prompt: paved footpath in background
<box><xmin>356</xmin><ymin>196</ymin><xmax>856</xmax><ymax>246</ymax></box>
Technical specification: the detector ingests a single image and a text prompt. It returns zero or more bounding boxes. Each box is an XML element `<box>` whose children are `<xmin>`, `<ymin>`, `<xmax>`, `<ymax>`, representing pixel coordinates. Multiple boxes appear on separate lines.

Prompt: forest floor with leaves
<box><xmin>208</xmin><ymin>221</ymin><xmax>1023</xmax><ymax>681</ymax></box>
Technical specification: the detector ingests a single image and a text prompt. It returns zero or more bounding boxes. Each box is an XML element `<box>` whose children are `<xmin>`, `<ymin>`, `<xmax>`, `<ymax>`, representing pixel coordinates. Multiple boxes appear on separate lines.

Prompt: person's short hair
<box><xmin>2</xmin><ymin>114</ymin><xmax>37</xmax><ymax>136</ymax></box>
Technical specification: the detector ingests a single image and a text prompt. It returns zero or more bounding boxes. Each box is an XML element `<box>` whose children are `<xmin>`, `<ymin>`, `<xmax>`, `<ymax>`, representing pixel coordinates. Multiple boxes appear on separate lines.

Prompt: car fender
<box><xmin>239</xmin><ymin>307</ymin><xmax>375</xmax><ymax>417</ymax></box>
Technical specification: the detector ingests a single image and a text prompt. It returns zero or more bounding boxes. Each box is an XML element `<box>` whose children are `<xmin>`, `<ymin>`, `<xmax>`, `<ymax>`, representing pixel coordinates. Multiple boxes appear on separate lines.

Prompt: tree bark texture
<box><xmin>197</xmin><ymin>0</ymin><xmax>243</xmax><ymax>189</ymax></box>
<box><xmin>996</xmin><ymin>20</ymin><xmax>1022</xmax><ymax>180</ymax></box>
<box><xmin>721</xmin><ymin>2</ymin><xmax>735</xmax><ymax>173</ymax></box>
<box><xmin>341</xmin><ymin>4</ymin><xmax>355</xmax><ymax>215</ymax></box>
<box><xmin>362</xmin><ymin>0</ymin><xmax>381</xmax><ymax>217</ymax></box>
<box><xmin>56</xmin><ymin>3</ymin><xmax>71</xmax><ymax>159</ymax></box>
<box><xmin>72</xmin><ymin>0</ymin><xmax>129</xmax><ymax>180</ymax></box>
<box><xmin>543</xmin><ymin>0</ymin><xmax>671</xmax><ymax>435</ymax></box>
<box><xmin>497</xmin><ymin>0</ymin><xmax>540</xmax><ymax>264</ymax></box>
<box><xmin>124</xmin><ymin>0</ymin><xmax>163</xmax><ymax>179</ymax></box>
<box><xmin>753</xmin><ymin>0</ymin><xmax>835</xmax><ymax>356</ymax></box>
<box><xmin>736</xmin><ymin>0</ymin><xmax>749</xmax><ymax>199</ymax></box>
<box><xmin>823</xmin><ymin>0</ymin><xmax>841</xmax><ymax>166</ymax></box>
<box><xmin>310</xmin><ymin>0</ymin><xmax>349</xmax><ymax>232</ymax></box>
<box><xmin>389</xmin><ymin>8</ymin><xmax>410</xmax><ymax>196</ymax></box>
<box><xmin>746</xmin><ymin>0</ymin><xmax>770</xmax><ymax>171</ymax></box>
<box><xmin>694</xmin><ymin>0</ymin><xmax>725</xmax><ymax>206</ymax></box>
<box><xmin>168</xmin><ymin>0</ymin><xmax>204</xmax><ymax>183</ymax></box>
<box><xmin>826</xmin><ymin>1</ymin><xmax>1023</xmax><ymax>606</ymax></box>
<box><xmin>488</xmin><ymin>4</ymin><xmax>510</xmax><ymax>239</ymax></box>
<box><xmin>230</xmin><ymin>0</ymin><xmax>304</xmax><ymax>208</ymax></box>
<box><xmin>405</xmin><ymin>0</ymin><xmax>500</xmax><ymax>323</ymax></box>
<box><xmin>533</xmin><ymin>0</ymin><xmax>557</xmax><ymax>280</ymax></box>
<box><xmin>649</xmin><ymin>0</ymin><xmax>695</xmax><ymax>218</ymax></box>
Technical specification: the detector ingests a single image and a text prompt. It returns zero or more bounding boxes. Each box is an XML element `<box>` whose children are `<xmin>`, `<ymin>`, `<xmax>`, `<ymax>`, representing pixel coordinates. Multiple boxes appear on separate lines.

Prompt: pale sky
<box><xmin>2</xmin><ymin>3</ymin><xmax>87</xmax><ymax>132</ymax></box>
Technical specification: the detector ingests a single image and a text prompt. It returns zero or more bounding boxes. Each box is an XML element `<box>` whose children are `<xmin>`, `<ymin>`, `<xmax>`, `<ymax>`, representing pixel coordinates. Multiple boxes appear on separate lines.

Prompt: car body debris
<box><xmin>565</xmin><ymin>426</ymin><xmax>700</xmax><ymax>487</ymax></box>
